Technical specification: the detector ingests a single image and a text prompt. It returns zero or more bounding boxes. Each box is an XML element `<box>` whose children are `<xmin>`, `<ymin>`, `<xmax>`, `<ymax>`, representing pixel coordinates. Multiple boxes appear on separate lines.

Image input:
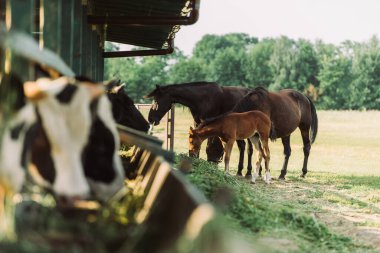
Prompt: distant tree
<box><xmin>244</xmin><ymin>38</ymin><xmax>275</xmax><ymax>88</ymax></box>
<box><xmin>268</xmin><ymin>36</ymin><xmax>297</xmax><ymax>90</ymax></box>
<box><xmin>317</xmin><ymin>49</ymin><xmax>353</xmax><ymax>109</ymax></box>
<box><xmin>293</xmin><ymin>39</ymin><xmax>320</xmax><ymax>90</ymax></box>
<box><xmin>168</xmin><ymin>57</ymin><xmax>207</xmax><ymax>83</ymax></box>
<box><xmin>193</xmin><ymin>33</ymin><xmax>257</xmax><ymax>65</ymax></box>
<box><xmin>208</xmin><ymin>47</ymin><xmax>248</xmax><ymax>86</ymax></box>
<box><xmin>350</xmin><ymin>36</ymin><xmax>380</xmax><ymax>109</ymax></box>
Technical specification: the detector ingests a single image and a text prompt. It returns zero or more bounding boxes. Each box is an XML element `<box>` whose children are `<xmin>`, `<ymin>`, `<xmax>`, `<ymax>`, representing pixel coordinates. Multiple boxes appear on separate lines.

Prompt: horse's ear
<box><xmin>103</xmin><ymin>79</ymin><xmax>120</xmax><ymax>92</ymax></box>
<box><xmin>144</xmin><ymin>84</ymin><xmax>161</xmax><ymax>98</ymax></box>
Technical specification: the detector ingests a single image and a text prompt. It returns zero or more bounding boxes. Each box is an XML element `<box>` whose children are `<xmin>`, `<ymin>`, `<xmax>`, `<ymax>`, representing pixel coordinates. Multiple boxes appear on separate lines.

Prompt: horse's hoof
<box><xmin>265</xmin><ymin>180</ymin><xmax>271</xmax><ymax>185</ymax></box>
<box><xmin>300</xmin><ymin>174</ymin><xmax>306</xmax><ymax>178</ymax></box>
<box><xmin>250</xmin><ymin>181</ymin><xmax>256</xmax><ymax>184</ymax></box>
<box><xmin>245</xmin><ymin>174</ymin><xmax>252</xmax><ymax>180</ymax></box>
<box><xmin>278</xmin><ymin>176</ymin><xmax>285</xmax><ymax>181</ymax></box>
<box><xmin>236</xmin><ymin>172</ymin><xmax>243</xmax><ymax>177</ymax></box>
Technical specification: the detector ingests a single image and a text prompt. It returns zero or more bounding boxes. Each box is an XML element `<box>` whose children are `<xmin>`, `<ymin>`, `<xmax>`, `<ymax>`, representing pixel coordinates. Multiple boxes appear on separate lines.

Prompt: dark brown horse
<box><xmin>233</xmin><ymin>87</ymin><xmax>318</xmax><ymax>179</ymax></box>
<box><xmin>189</xmin><ymin>111</ymin><xmax>276</xmax><ymax>184</ymax></box>
<box><xmin>145</xmin><ymin>82</ymin><xmax>252</xmax><ymax>164</ymax></box>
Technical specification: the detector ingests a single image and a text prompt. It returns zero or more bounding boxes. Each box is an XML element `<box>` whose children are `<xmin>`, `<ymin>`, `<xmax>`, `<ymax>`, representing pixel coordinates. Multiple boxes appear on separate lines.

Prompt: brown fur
<box><xmin>189</xmin><ymin>111</ymin><xmax>272</xmax><ymax>182</ymax></box>
<box><xmin>233</xmin><ymin>87</ymin><xmax>318</xmax><ymax>179</ymax></box>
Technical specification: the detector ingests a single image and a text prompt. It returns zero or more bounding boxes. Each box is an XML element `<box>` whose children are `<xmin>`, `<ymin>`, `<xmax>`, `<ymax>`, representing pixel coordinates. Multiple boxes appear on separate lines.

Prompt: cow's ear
<box><xmin>24</xmin><ymin>81</ymin><xmax>46</xmax><ymax>101</ymax></box>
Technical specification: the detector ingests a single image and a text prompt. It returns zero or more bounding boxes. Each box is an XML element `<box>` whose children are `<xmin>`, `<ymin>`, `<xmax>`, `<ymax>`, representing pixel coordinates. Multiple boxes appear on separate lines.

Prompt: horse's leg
<box><xmin>245</xmin><ymin>139</ymin><xmax>254</xmax><ymax>179</ymax></box>
<box><xmin>250</xmin><ymin>136</ymin><xmax>262</xmax><ymax>184</ymax></box>
<box><xmin>223</xmin><ymin>140</ymin><xmax>234</xmax><ymax>174</ymax></box>
<box><xmin>236</xmin><ymin>140</ymin><xmax>245</xmax><ymax>176</ymax></box>
<box><xmin>300</xmin><ymin>128</ymin><xmax>311</xmax><ymax>178</ymax></box>
<box><xmin>257</xmin><ymin>140</ymin><xmax>263</xmax><ymax>178</ymax></box>
<box><xmin>279</xmin><ymin>135</ymin><xmax>291</xmax><ymax>180</ymax></box>
<box><xmin>261</xmin><ymin>138</ymin><xmax>271</xmax><ymax>184</ymax></box>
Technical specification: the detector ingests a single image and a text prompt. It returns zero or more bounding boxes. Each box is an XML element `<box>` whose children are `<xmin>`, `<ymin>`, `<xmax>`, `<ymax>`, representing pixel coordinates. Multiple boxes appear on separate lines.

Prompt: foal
<box><xmin>189</xmin><ymin>111</ymin><xmax>275</xmax><ymax>184</ymax></box>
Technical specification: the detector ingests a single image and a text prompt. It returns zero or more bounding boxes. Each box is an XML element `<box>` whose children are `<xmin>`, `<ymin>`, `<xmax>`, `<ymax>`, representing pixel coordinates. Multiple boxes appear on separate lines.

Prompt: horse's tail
<box><xmin>269</xmin><ymin>121</ymin><xmax>277</xmax><ymax>142</ymax></box>
<box><xmin>306</xmin><ymin>96</ymin><xmax>318</xmax><ymax>144</ymax></box>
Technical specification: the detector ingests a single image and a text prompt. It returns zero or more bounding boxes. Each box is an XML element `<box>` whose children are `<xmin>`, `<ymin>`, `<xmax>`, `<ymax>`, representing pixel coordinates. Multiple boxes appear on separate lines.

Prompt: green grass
<box><xmin>1</xmin><ymin>110</ymin><xmax>379</xmax><ymax>252</ymax></box>
<box><xmin>177</xmin><ymin>154</ymin><xmax>379</xmax><ymax>252</ymax></box>
<box><xmin>160</xmin><ymin>109</ymin><xmax>380</xmax><ymax>252</ymax></box>
<box><xmin>147</xmin><ymin>108</ymin><xmax>380</xmax><ymax>177</ymax></box>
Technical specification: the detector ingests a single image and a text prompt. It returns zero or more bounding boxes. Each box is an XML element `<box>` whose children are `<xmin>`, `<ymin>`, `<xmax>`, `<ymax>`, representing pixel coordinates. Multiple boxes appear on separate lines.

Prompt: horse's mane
<box><xmin>145</xmin><ymin>82</ymin><xmax>220</xmax><ymax>98</ymax></box>
<box><xmin>233</xmin><ymin>86</ymin><xmax>269</xmax><ymax>113</ymax></box>
<box><xmin>197</xmin><ymin>111</ymin><xmax>232</xmax><ymax>129</ymax></box>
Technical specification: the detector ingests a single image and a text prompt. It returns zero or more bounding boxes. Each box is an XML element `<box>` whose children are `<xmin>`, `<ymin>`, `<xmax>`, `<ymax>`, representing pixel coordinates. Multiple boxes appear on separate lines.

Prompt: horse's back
<box><xmin>279</xmin><ymin>89</ymin><xmax>312</xmax><ymax>123</ymax></box>
<box><xmin>224</xmin><ymin>111</ymin><xmax>271</xmax><ymax>139</ymax></box>
<box><xmin>270</xmin><ymin>89</ymin><xmax>312</xmax><ymax>134</ymax></box>
<box><xmin>220</xmin><ymin>86</ymin><xmax>251</xmax><ymax>112</ymax></box>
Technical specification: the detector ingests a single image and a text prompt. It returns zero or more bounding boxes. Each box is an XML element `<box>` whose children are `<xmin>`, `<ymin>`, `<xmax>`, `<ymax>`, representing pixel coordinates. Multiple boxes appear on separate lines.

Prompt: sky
<box><xmin>175</xmin><ymin>0</ymin><xmax>380</xmax><ymax>55</ymax></box>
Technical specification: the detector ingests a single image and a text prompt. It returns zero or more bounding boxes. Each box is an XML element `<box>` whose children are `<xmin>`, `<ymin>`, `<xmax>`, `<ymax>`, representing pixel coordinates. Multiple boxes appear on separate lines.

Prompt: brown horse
<box><xmin>233</xmin><ymin>87</ymin><xmax>318</xmax><ymax>179</ymax></box>
<box><xmin>189</xmin><ymin>111</ymin><xmax>276</xmax><ymax>184</ymax></box>
<box><xmin>145</xmin><ymin>82</ymin><xmax>252</xmax><ymax>165</ymax></box>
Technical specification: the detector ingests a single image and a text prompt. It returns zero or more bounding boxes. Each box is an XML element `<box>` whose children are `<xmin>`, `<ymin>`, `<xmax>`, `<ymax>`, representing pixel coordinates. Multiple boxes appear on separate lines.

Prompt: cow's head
<box><xmin>1</xmin><ymin>77</ymin><xmax>125</xmax><ymax>203</ymax></box>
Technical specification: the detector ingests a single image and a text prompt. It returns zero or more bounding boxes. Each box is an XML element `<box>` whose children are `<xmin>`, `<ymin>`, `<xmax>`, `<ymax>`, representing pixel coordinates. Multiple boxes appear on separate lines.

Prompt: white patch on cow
<box><xmin>0</xmin><ymin>104</ymin><xmax>36</xmax><ymax>192</ymax></box>
<box><xmin>35</xmin><ymin>77</ymin><xmax>75</xmax><ymax>96</ymax></box>
<box><xmin>88</xmin><ymin>95</ymin><xmax>125</xmax><ymax>201</ymax></box>
<box><xmin>34</xmin><ymin>83</ymin><xmax>91</xmax><ymax>197</ymax></box>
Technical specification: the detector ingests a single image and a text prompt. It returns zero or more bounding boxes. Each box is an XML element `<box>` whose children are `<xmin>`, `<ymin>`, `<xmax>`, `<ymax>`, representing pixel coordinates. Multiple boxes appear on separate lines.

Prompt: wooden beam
<box><xmin>103</xmin><ymin>39</ymin><xmax>174</xmax><ymax>58</ymax></box>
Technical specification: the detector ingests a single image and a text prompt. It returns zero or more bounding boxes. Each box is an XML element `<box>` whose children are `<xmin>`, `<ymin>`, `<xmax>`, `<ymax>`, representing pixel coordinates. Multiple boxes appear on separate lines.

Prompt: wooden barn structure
<box><xmin>0</xmin><ymin>1</ymin><xmax>225</xmax><ymax>252</ymax></box>
<box><xmin>0</xmin><ymin>0</ymin><xmax>199</xmax><ymax>81</ymax></box>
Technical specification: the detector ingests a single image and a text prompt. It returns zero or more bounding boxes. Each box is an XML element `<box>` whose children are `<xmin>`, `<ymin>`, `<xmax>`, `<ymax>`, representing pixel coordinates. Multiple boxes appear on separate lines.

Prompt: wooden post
<box><xmin>166</xmin><ymin>105</ymin><xmax>175</xmax><ymax>151</ymax></box>
<box><xmin>42</xmin><ymin>0</ymin><xmax>61</xmax><ymax>54</ymax></box>
<box><xmin>60</xmin><ymin>0</ymin><xmax>74</xmax><ymax>67</ymax></box>
<box><xmin>0</xmin><ymin>0</ymin><xmax>6</xmax><ymax>21</ymax></box>
<box><xmin>72</xmin><ymin>0</ymin><xmax>83</xmax><ymax>74</ymax></box>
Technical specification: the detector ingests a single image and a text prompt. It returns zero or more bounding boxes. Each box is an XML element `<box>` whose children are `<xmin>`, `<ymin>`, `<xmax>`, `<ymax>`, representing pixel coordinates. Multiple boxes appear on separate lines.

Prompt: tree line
<box><xmin>104</xmin><ymin>33</ymin><xmax>380</xmax><ymax>110</ymax></box>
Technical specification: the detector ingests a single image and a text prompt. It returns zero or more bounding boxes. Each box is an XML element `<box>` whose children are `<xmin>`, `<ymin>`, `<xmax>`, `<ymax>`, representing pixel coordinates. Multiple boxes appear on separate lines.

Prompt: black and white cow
<box><xmin>0</xmin><ymin>76</ymin><xmax>125</xmax><ymax>202</ymax></box>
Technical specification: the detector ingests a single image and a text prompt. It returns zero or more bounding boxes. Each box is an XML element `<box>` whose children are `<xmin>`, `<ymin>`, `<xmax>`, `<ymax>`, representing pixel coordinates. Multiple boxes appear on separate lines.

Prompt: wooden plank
<box><xmin>0</xmin><ymin>0</ymin><xmax>6</xmax><ymax>21</ymax></box>
<box><xmin>43</xmin><ymin>0</ymin><xmax>61</xmax><ymax>54</ymax></box>
<box><xmin>72</xmin><ymin>0</ymin><xmax>83</xmax><ymax>74</ymax></box>
<box><xmin>60</xmin><ymin>0</ymin><xmax>74</xmax><ymax>67</ymax></box>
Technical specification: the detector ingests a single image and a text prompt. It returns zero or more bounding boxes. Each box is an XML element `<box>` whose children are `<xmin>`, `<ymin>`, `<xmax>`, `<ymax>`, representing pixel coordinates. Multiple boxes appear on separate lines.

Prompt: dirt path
<box><xmin>255</xmin><ymin>175</ymin><xmax>380</xmax><ymax>251</ymax></box>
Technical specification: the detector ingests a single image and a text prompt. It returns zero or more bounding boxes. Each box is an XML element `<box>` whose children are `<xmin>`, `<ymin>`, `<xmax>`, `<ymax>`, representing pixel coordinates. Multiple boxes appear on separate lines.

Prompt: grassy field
<box><xmin>149</xmin><ymin>108</ymin><xmax>380</xmax><ymax>252</ymax></box>
<box><xmin>1</xmin><ymin>109</ymin><xmax>379</xmax><ymax>252</ymax></box>
<box><xmin>148</xmin><ymin>108</ymin><xmax>380</xmax><ymax>177</ymax></box>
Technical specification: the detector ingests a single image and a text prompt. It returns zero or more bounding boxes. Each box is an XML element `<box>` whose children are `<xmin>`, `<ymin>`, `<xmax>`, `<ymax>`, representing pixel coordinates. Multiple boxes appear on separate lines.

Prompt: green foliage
<box><xmin>349</xmin><ymin>36</ymin><xmax>380</xmax><ymax>109</ymax></box>
<box><xmin>179</xmin><ymin>154</ymin><xmax>375</xmax><ymax>252</ymax></box>
<box><xmin>244</xmin><ymin>39</ymin><xmax>275</xmax><ymax>88</ymax></box>
<box><xmin>104</xmin><ymin>34</ymin><xmax>380</xmax><ymax>109</ymax></box>
<box><xmin>209</xmin><ymin>47</ymin><xmax>248</xmax><ymax>86</ymax></box>
<box><xmin>168</xmin><ymin>57</ymin><xmax>207</xmax><ymax>83</ymax></box>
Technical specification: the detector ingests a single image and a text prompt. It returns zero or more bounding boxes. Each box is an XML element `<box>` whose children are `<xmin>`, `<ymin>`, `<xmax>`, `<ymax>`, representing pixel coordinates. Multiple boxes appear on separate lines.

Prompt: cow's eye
<box><xmin>56</xmin><ymin>85</ymin><xmax>78</xmax><ymax>104</ymax></box>
<box><xmin>10</xmin><ymin>122</ymin><xmax>26</xmax><ymax>140</ymax></box>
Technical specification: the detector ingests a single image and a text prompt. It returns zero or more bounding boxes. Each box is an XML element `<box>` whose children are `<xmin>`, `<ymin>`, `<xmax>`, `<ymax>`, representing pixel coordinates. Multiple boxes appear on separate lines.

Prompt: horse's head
<box><xmin>188</xmin><ymin>126</ymin><xmax>202</xmax><ymax>158</ymax></box>
<box><xmin>106</xmin><ymin>82</ymin><xmax>149</xmax><ymax>132</ymax></box>
<box><xmin>145</xmin><ymin>85</ymin><xmax>173</xmax><ymax>126</ymax></box>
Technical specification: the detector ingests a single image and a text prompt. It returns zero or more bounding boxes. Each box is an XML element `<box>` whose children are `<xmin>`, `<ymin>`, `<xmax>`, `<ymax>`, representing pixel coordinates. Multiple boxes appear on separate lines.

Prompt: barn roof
<box><xmin>89</xmin><ymin>0</ymin><xmax>199</xmax><ymax>51</ymax></box>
